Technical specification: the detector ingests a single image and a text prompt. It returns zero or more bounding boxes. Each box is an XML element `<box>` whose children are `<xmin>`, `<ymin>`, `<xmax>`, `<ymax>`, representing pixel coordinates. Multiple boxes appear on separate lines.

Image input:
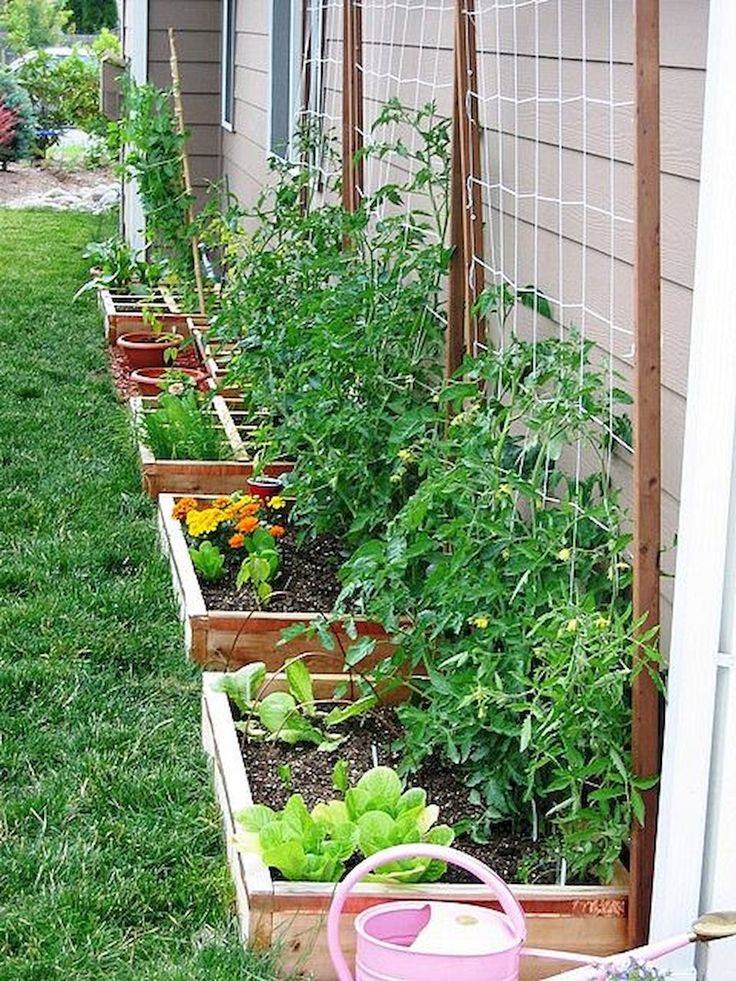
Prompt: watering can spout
<box><xmin>692</xmin><ymin>911</ymin><xmax>736</xmax><ymax>942</ymax></box>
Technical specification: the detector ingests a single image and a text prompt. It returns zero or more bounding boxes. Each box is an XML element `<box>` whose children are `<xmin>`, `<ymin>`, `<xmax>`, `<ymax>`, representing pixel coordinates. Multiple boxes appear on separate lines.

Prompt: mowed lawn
<box><xmin>0</xmin><ymin>209</ymin><xmax>278</xmax><ymax>980</ymax></box>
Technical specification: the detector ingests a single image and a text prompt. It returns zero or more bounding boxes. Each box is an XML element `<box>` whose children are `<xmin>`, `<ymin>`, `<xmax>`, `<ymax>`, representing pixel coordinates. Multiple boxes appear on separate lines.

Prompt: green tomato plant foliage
<box><xmin>210</xmin><ymin>100</ymin><xmax>452</xmax><ymax>543</ymax></box>
<box><xmin>236</xmin><ymin>766</ymin><xmax>453</xmax><ymax>883</ymax></box>
<box><xmin>0</xmin><ymin>69</ymin><xmax>36</xmax><ymax>166</ymax></box>
<box><xmin>336</xmin><ymin>324</ymin><xmax>659</xmax><ymax>883</ymax></box>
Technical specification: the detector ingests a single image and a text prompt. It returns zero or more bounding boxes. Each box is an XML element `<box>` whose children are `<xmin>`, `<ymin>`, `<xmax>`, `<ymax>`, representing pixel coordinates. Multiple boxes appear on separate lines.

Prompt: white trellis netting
<box><xmin>468</xmin><ymin>0</ymin><xmax>636</xmax><ymax>461</ymax></box>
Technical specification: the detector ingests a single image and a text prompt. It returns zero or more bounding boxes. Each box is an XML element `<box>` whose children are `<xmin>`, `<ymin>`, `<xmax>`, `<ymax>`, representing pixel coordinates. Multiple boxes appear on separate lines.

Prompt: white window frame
<box><xmin>268</xmin><ymin>0</ymin><xmax>303</xmax><ymax>159</ymax></box>
<box><xmin>221</xmin><ymin>0</ymin><xmax>236</xmax><ymax>131</ymax></box>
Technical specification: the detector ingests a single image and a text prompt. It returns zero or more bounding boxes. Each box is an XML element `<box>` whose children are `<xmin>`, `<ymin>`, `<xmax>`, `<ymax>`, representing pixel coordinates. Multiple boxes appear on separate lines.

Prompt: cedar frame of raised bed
<box><xmin>99</xmin><ymin>286</ymin><xmax>210</xmax><ymax>343</ymax></box>
<box><xmin>201</xmin><ymin>671</ymin><xmax>629</xmax><ymax>981</ymax></box>
<box><xmin>130</xmin><ymin>397</ymin><xmax>294</xmax><ymax>498</ymax></box>
<box><xmin>158</xmin><ymin>493</ymin><xmax>395</xmax><ymax>667</ymax></box>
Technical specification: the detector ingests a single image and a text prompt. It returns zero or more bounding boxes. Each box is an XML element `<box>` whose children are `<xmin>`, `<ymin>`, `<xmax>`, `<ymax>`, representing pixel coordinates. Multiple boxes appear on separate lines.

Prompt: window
<box><xmin>269</xmin><ymin>0</ymin><xmax>301</xmax><ymax>158</ymax></box>
<box><xmin>222</xmin><ymin>0</ymin><xmax>236</xmax><ymax>129</ymax></box>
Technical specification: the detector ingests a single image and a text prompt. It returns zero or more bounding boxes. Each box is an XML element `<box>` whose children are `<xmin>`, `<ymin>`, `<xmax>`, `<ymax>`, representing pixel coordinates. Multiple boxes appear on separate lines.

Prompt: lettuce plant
<box><xmin>213</xmin><ymin>657</ymin><xmax>377</xmax><ymax>751</ymax></box>
<box><xmin>236</xmin><ymin>766</ymin><xmax>454</xmax><ymax>883</ymax></box>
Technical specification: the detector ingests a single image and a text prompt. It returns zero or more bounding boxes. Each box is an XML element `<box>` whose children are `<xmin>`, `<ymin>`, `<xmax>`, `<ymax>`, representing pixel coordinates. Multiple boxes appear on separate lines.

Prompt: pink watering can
<box><xmin>327</xmin><ymin>844</ymin><xmax>736</xmax><ymax>981</ymax></box>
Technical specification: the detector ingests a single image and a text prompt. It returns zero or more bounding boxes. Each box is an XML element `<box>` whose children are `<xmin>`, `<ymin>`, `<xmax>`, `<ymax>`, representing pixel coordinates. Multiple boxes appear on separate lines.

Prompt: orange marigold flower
<box><xmin>213</xmin><ymin>496</ymin><xmax>231</xmax><ymax>510</ymax></box>
<box><xmin>172</xmin><ymin>497</ymin><xmax>199</xmax><ymax>520</ymax></box>
<box><xmin>268</xmin><ymin>525</ymin><xmax>286</xmax><ymax>538</ymax></box>
<box><xmin>237</xmin><ymin>515</ymin><xmax>260</xmax><ymax>534</ymax></box>
<box><xmin>242</xmin><ymin>500</ymin><xmax>262</xmax><ymax>516</ymax></box>
<box><xmin>228</xmin><ymin>533</ymin><xmax>245</xmax><ymax>549</ymax></box>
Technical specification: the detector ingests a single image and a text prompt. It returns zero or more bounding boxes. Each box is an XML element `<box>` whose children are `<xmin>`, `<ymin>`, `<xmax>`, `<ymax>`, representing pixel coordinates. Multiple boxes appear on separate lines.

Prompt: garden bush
<box><xmin>14</xmin><ymin>48</ymin><xmax>110</xmax><ymax>156</ymax></box>
<box><xmin>0</xmin><ymin>70</ymin><xmax>36</xmax><ymax>167</ymax></box>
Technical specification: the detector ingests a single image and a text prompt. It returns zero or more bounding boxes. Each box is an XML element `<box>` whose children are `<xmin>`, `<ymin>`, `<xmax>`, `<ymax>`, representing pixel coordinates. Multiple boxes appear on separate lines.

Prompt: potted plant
<box><xmin>117</xmin><ymin>330</ymin><xmax>184</xmax><ymax>369</ymax></box>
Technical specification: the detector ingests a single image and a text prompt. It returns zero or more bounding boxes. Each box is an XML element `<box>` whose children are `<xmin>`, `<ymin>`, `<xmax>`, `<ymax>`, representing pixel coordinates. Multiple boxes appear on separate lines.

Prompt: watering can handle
<box><xmin>327</xmin><ymin>843</ymin><xmax>527</xmax><ymax>981</ymax></box>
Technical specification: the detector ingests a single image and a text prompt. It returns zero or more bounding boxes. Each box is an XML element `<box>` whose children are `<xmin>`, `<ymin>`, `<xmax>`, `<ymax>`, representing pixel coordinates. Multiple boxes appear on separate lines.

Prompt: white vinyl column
<box><xmin>650</xmin><ymin>1</ymin><xmax>736</xmax><ymax>978</ymax></box>
<box><xmin>122</xmin><ymin>0</ymin><xmax>148</xmax><ymax>252</ymax></box>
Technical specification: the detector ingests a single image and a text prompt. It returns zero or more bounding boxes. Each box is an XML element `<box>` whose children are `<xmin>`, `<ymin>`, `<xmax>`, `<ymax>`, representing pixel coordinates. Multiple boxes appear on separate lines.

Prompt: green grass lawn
<box><xmin>0</xmin><ymin>209</ymin><xmax>279</xmax><ymax>980</ymax></box>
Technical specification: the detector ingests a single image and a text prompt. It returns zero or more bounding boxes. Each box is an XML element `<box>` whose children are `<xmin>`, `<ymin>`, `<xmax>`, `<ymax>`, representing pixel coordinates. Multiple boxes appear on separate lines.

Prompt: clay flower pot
<box><xmin>117</xmin><ymin>331</ymin><xmax>184</xmax><ymax>369</ymax></box>
<box><xmin>247</xmin><ymin>475</ymin><xmax>285</xmax><ymax>500</ymax></box>
<box><xmin>131</xmin><ymin>366</ymin><xmax>209</xmax><ymax>396</ymax></box>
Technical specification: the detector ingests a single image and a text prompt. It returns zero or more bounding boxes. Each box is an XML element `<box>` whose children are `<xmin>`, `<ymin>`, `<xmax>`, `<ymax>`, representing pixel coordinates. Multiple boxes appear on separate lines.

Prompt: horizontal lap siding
<box><xmin>472</xmin><ymin>1</ymin><xmax>708</xmax><ymax>653</ymax></box>
<box><xmin>148</xmin><ymin>0</ymin><xmax>223</xmax><ymax>208</ymax></box>
<box><xmin>221</xmin><ymin>0</ymin><xmax>271</xmax><ymax>203</ymax></box>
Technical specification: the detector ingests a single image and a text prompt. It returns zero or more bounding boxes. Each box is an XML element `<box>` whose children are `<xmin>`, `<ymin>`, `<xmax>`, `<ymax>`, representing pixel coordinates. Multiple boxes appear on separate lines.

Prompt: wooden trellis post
<box><xmin>630</xmin><ymin>0</ymin><xmax>662</xmax><ymax>947</ymax></box>
<box><xmin>342</xmin><ymin>0</ymin><xmax>364</xmax><ymax>212</ymax></box>
<box><xmin>447</xmin><ymin>0</ymin><xmax>485</xmax><ymax>377</ymax></box>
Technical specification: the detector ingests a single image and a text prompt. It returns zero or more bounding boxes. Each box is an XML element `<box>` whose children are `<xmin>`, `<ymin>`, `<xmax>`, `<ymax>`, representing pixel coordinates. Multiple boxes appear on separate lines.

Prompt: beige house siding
<box><xmin>221</xmin><ymin>0</ymin><xmax>273</xmax><ymax>206</ymax></box>
<box><xmin>147</xmin><ymin>0</ymin><xmax>223</xmax><ymax>207</ymax></box>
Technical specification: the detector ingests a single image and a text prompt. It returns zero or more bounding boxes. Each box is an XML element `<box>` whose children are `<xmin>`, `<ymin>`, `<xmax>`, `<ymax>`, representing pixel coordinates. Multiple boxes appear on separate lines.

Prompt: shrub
<box><xmin>13</xmin><ymin>49</ymin><xmax>106</xmax><ymax>154</ymax></box>
<box><xmin>0</xmin><ymin>0</ymin><xmax>70</xmax><ymax>54</ymax></box>
<box><xmin>0</xmin><ymin>71</ymin><xmax>36</xmax><ymax>167</ymax></box>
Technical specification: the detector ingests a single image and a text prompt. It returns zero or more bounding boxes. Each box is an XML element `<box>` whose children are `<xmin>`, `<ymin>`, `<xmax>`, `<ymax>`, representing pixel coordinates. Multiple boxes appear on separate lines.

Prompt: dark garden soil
<box><xmin>237</xmin><ymin>704</ymin><xmax>554</xmax><ymax>884</ymax></box>
<box><xmin>200</xmin><ymin>527</ymin><xmax>347</xmax><ymax>613</ymax></box>
<box><xmin>108</xmin><ymin>345</ymin><xmax>209</xmax><ymax>401</ymax></box>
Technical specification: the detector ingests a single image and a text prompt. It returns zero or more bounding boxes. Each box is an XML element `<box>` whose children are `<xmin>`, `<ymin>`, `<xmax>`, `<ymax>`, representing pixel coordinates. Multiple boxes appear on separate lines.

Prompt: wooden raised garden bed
<box><xmin>158</xmin><ymin>493</ymin><xmax>394</xmax><ymax>668</ymax></box>
<box><xmin>201</xmin><ymin>670</ymin><xmax>629</xmax><ymax>981</ymax></box>
<box><xmin>191</xmin><ymin>323</ymin><xmax>239</xmax><ymax>396</ymax></box>
<box><xmin>100</xmin><ymin>286</ymin><xmax>209</xmax><ymax>343</ymax></box>
<box><xmin>131</xmin><ymin>397</ymin><xmax>294</xmax><ymax>498</ymax></box>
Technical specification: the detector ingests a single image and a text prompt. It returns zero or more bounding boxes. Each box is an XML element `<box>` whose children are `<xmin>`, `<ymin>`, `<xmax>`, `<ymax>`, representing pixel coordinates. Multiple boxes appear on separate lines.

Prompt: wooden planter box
<box><xmin>201</xmin><ymin>671</ymin><xmax>629</xmax><ymax>981</ymax></box>
<box><xmin>100</xmin><ymin>287</ymin><xmax>209</xmax><ymax>343</ymax></box>
<box><xmin>131</xmin><ymin>397</ymin><xmax>294</xmax><ymax>498</ymax></box>
<box><xmin>191</xmin><ymin>324</ymin><xmax>239</xmax><ymax>396</ymax></box>
<box><xmin>159</xmin><ymin>493</ymin><xmax>394</xmax><ymax>669</ymax></box>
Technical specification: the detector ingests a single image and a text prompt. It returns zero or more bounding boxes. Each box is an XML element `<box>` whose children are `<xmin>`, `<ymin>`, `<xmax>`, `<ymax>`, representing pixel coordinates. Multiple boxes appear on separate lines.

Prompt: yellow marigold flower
<box><xmin>565</xmin><ymin>618</ymin><xmax>579</xmax><ymax>634</ymax></box>
<box><xmin>268</xmin><ymin>496</ymin><xmax>285</xmax><ymax>510</ymax></box>
<box><xmin>557</xmin><ymin>547</ymin><xmax>571</xmax><ymax>562</ymax></box>
<box><xmin>212</xmin><ymin>496</ymin><xmax>231</xmax><ymax>510</ymax></box>
<box><xmin>469</xmin><ymin>615</ymin><xmax>489</xmax><ymax>629</ymax></box>
<box><xmin>186</xmin><ymin>507</ymin><xmax>224</xmax><ymax>537</ymax></box>
<box><xmin>172</xmin><ymin>497</ymin><xmax>199</xmax><ymax>521</ymax></box>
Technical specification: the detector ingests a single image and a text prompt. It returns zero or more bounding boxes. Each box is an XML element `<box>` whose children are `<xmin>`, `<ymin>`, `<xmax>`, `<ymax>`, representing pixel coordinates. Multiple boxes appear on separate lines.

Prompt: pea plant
<box><xmin>114</xmin><ymin>78</ymin><xmax>194</xmax><ymax>289</ymax></box>
<box><xmin>336</xmin><ymin>328</ymin><xmax>659</xmax><ymax>882</ymax></box>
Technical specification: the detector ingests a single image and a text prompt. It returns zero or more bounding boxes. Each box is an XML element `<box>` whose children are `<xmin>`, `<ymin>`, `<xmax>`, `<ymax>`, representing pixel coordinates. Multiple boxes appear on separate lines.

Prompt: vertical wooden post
<box><xmin>630</xmin><ymin>0</ymin><xmax>662</xmax><ymax>947</ymax></box>
<box><xmin>168</xmin><ymin>28</ymin><xmax>206</xmax><ymax>315</ymax></box>
<box><xmin>342</xmin><ymin>0</ymin><xmax>363</xmax><ymax>211</ymax></box>
<box><xmin>449</xmin><ymin>0</ymin><xmax>485</xmax><ymax>370</ymax></box>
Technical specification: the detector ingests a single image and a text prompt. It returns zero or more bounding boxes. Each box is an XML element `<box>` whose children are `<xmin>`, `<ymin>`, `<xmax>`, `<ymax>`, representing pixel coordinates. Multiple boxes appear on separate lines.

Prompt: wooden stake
<box><xmin>341</xmin><ymin>0</ymin><xmax>363</xmax><ymax>212</ymax></box>
<box><xmin>446</xmin><ymin>92</ymin><xmax>467</xmax><ymax>379</ymax></box>
<box><xmin>630</xmin><ymin>0</ymin><xmax>662</xmax><ymax>947</ymax></box>
<box><xmin>452</xmin><ymin>0</ymin><xmax>485</xmax><ymax>357</ymax></box>
<box><xmin>168</xmin><ymin>28</ymin><xmax>207</xmax><ymax>316</ymax></box>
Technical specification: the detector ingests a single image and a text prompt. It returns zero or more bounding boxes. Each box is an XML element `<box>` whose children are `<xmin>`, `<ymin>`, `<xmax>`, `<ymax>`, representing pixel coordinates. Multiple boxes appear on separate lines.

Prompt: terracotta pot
<box><xmin>131</xmin><ymin>366</ymin><xmax>209</xmax><ymax>397</ymax></box>
<box><xmin>117</xmin><ymin>331</ymin><xmax>184</xmax><ymax>369</ymax></box>
<box><xmin>247</xmin><ymin>475</ymin><xmax>285</xmax><ymax>500</ymax></box>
